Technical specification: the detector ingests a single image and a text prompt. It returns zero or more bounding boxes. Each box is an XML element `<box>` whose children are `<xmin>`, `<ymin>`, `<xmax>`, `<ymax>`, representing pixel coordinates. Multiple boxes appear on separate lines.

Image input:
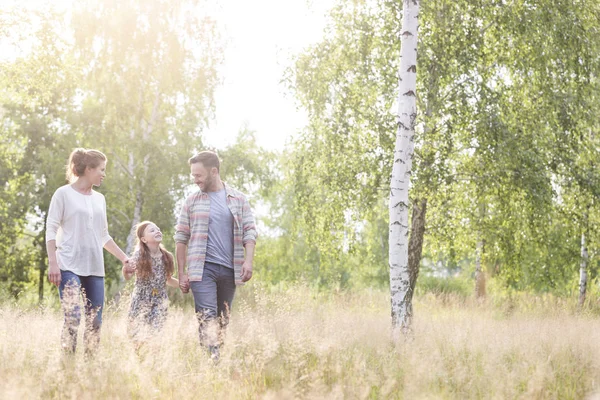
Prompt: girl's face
<box><xmin>141</xmin><ymin>223</ymin><xmax>163</xmax><ymax>246</ymax></box>
<box><xmin>86</xmin><ymin>161</ymin><xmax>107</xmax><ymax>187</ymax></box>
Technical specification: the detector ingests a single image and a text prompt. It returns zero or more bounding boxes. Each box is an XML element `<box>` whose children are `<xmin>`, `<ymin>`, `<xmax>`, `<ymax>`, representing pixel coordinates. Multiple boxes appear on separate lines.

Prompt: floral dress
<box><xmin>128</xmin><ymin>250</ymin><xmax>169</xmax><ymax>341</ymax></box>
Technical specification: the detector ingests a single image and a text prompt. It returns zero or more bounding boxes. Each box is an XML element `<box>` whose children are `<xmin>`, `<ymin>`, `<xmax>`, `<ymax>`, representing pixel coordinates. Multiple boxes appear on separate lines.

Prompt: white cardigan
<box><xmin>46</xmin><ymin>185</ymin><xmax>112</xmax><ymax>277</ymax></box>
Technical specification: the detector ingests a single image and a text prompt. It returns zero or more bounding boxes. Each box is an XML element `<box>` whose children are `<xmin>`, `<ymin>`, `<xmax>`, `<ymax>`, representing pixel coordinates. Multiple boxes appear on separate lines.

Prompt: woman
<box><xmin>46</xmin><ymin>148</ymin><xmax>129</xmax><ymax>355</ymax></box>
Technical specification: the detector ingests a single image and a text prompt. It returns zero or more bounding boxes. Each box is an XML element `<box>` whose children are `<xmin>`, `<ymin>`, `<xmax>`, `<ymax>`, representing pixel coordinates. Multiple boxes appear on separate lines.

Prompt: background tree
<box><xmin>287</xmin><ymin>0</ymin><xmax>600</xmax><ymax>301</ymax></box>
<box><xmin>388</xmin><ymin>0</ymin><xmax>420</xmax><ymax>335</ymax></box>
<box><xmin>69</xmin><ymin>0</ymin><xmax>222</xmax><ymax>289</ymax></box>
<box><xmin>0</xmin><ymin>0</ymin><xmax>223</xmax><ymax>299</ymax></box>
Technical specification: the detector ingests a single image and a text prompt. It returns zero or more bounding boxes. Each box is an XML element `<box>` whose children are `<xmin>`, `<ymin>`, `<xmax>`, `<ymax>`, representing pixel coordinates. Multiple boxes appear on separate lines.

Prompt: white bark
<box><xmin>389</xmin><ymin>0</ymin><xmax>419</xmax><ymax>337</ymax></box>
<box><xmin>578</xmin><ymin>230</ymin><xmax>588</xmax><ymax>307</ymax></box>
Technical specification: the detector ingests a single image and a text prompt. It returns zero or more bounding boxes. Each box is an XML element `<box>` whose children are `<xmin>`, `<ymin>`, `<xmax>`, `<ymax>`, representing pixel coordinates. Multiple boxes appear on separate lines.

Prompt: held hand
<box><xmin>179</xmin><ymin>273</ymin><xmax>190</xmax><ymax>294</ymax></box>
<box><xmin>240</xmin><ymin>261</ymin><xmax>253</xmax><ymax>283</ymax></box>
<box><xmin>48</xmin><ymin>261</ymin><xmax>61</xmax><ymax>286</ymax></box>
<box><xmin>122</xmin><ymin>258</ymin><xmax>136</xmax><ymax>274</ymax></box>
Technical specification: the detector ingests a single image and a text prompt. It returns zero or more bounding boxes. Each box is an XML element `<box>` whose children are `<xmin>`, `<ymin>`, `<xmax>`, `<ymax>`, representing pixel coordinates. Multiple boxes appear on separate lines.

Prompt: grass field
<box><xmin>1</xmin><ymin>284</ymin><xmax>600</xmax><ymax>399</ymax></box>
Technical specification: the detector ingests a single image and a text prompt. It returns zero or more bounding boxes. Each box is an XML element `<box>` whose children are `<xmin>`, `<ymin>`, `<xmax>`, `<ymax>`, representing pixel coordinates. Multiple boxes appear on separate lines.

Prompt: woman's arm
<box><xmin>46</xmin><ymin>190</ymin><xmax>64</xmax><ymax>286</ymax></box>
<box><xmin>46</xmin><ymin>240</ymin><xmax>61</xmax><ymax>286</ymax></box>
<box><xmin>104</xmin><ymin>239</ymin><xmax>129</xmax><ymax>263</ymax></box>
<box><xmin>122</xmin><ymin>251</ymin><xmax>138</xmax><ymax>281</ymax></box>
<box><xmin>100</xmin><ymin>195</ymin><xmax>128</xmax><ymax>264</ymax></box>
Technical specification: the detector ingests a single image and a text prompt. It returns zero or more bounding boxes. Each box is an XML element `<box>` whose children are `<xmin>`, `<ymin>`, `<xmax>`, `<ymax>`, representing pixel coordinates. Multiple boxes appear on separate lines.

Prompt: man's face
<box><xmin>191</xmin><ymin>162</ymin><xmax>215</xmax><ymax>192</ymax></box>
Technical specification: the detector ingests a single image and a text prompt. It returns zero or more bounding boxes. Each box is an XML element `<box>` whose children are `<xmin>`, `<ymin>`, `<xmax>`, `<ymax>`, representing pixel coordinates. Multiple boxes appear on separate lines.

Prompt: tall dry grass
<box><xmin>1</xmin><ymin>284</ymin><xmax>600</xmax><ymax>399</ymax></box>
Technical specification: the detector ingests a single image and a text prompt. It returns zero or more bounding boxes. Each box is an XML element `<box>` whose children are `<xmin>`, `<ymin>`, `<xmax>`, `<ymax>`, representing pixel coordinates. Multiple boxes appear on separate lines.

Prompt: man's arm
<box><xmin>240</xmin><ymin>195</ymin><xmax>257</xmax><ymax>282</ymax></box>
<box><xmin>176</xmin><ymin>242</ymin><xmax>189</xmax><ymax>293</ymax></box>
<box><xmin>240</xmin><ymin>242</ymin><xmax>255</xmax><ymax>282</ymax></box>
<box><xmin>174</xmin><ymin>197</ymin><xmax>191</xmax><ymax>293</ymax></box>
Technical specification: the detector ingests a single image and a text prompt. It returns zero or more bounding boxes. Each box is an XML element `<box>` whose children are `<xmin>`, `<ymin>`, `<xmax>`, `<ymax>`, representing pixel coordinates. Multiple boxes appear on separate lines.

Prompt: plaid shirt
<box><xmin>174</xmin><ymin>183</ymin><xmax>257</xmax><ymax>285</ymax></box>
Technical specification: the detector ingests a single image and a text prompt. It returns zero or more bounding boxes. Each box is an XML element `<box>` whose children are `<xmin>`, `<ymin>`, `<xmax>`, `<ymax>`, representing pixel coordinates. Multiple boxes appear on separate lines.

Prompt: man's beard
<box><xmin>203</xmin><ymin>174</ymin><xmax>214</xmax><ymax>191</ymax></box>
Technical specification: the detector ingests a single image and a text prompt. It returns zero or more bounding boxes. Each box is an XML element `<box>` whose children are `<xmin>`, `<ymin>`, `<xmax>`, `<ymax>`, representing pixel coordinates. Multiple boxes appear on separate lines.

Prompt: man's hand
<box><xmin>240</xmin><ymin>260</ymin><xmax>253</xmax><ymax>282</ymax></box>
<box><xmin>179</xmin><ymin>273</ymin><xmax>190</xmax><ymax>293</ymax></box>
<box><xmin>48</xmin><ymin>261</ymin><xmax>61</xmax><ymax>286</ymax></box>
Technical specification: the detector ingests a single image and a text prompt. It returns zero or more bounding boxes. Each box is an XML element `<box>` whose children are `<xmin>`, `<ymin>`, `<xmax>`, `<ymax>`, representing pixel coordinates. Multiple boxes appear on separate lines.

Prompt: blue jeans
<box><xmin>190</xmin><ymin>262</ymin><xmax>236</xmax><ymax>350</ymax></box>
<box><xmin>58</xmin><ymin>270</ymin><xmax>105</xmax><ymax>354</ymax></box>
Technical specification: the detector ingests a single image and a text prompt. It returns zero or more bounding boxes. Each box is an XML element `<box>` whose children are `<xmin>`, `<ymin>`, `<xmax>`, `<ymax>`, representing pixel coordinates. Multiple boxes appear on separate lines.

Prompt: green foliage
<box><xmin>416</xmin><ymin>276</ymin><xmax>472</xmax><ymax>299</ymax></box>
<box><xmin>2</xmin><ymin>0</ymin><xmax>600</xmax><ymax>301</ymax></box>
<box><xmin>284</xmin><ymin>0</ymin><xmax>600</xmax><ymax>294</ymax></box>
<box><xmin>0</xmin><ymin>0</ymin><xmax>223</xmax><ymax>299</ymax></box>
<box><xmin>69</xmin><ymin>0</ymin><xmax>223</xmax><ymax>282</ymax></box>
<box><xmin>219</xmin><ymin>126</ymin><xmax>278</xmax><ymax>197</ymax></box>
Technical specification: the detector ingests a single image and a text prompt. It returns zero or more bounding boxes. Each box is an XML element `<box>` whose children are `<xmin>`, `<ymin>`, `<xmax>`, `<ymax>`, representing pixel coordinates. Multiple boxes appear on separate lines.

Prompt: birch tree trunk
<box><xmin>389</xmin><ymin>0</ymin><xmax>420</xmax><ymax>337</ymax></box>
<box><xmin>578</xmin><ymin>227</ymin><xmax>589</xmax><ymax>308</ymax></box>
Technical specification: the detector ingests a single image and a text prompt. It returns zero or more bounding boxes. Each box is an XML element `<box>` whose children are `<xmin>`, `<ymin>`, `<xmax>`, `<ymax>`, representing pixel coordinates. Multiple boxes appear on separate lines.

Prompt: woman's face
<box><xmin>86</xmin><ymin>161</ymin><xmax>106</xmax><ymax>187</ymax></box>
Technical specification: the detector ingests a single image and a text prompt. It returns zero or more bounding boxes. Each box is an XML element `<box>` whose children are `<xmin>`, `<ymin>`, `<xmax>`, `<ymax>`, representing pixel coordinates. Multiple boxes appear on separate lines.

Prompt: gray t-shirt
<box><xmin>205</xmin><ymin>189</ymin><xmax>234</xmax><ymax>269</ymax></box>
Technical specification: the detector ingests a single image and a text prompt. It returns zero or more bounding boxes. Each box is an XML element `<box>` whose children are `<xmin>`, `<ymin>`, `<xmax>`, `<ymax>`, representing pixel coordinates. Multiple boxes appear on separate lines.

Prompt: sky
<box><xmin>202</xmin><ymin>0</ymin><xmax>336</xmax><ymax>151</ymax></box>
<box><xmin>1</xmin><ymin>0</ymin><xmax>337</xmax><ymax>151</ymax></box>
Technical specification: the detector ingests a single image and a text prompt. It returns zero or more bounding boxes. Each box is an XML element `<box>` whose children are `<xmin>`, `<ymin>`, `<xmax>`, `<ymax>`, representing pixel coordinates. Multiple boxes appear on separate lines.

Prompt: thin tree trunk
<box><xmin>475</xmin><ymin>203</ymin><xmax>486</xmax><ymax>299</ymax></box>
<box><xmin>389</xmin><ymin>0</ymin><xmax>420</xmax><ymax>338</ymax></box>
<box><xmin>111</xmin><ymin>88</ymin><xmax>161</xmax><ymax>305</ymax></box>
<box><xmin>578</xmin><ymin>227</ymin><xmax>589</xmax><ymax>308</ymax></box>
<box><xmin>125</xmin><ymin>89</ymin><xmax>161</xmax><ymax>255</ymax></box>
<box><xmin>475</xmin><ymin>238</ymin><xmax>486</xmax><ymax>299</ymax></box>
<box><xmin>38</xmin><ymin>257</ymin><xmax>46</xmax><ymax>303</ymax></box>
<box><xmin>126</xmin><ymin>191</ymin><xmax>144</xmax><ymax>255</ymax></box>
<box><xmin>38</xmin><ymin>220</ymin><xmax>48</xmax><ymax>303</ymax></box>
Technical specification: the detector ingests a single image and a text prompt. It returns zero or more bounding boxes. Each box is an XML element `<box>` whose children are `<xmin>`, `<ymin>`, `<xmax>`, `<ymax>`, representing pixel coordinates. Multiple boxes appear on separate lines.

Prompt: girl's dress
<box><xmin>128</xmin><ymin>251</ymin><xmax>169</xmax><ymax>341</ymax></box>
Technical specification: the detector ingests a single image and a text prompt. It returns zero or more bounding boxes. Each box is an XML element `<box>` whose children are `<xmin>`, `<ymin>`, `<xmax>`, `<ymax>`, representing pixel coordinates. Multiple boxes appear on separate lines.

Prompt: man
<box><xmin>175</xmin><ymin>151</ymin><xmax>257</xmax><ymax>361</ymax></box>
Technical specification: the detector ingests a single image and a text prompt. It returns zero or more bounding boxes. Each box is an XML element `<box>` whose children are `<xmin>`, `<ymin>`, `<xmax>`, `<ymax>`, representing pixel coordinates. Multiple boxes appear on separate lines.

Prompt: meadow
<box><xmin>1</xmin><ymin>284</ymin><xmax>600</xmax><ymax>399</ymax></box>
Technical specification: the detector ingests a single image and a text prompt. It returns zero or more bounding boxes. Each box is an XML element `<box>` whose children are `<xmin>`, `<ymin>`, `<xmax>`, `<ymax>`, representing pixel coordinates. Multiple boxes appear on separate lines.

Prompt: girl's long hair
<box><xmin>134</xmin><ymin>221</ymin><xmax>174</xmax><ymax>280</ymax></box>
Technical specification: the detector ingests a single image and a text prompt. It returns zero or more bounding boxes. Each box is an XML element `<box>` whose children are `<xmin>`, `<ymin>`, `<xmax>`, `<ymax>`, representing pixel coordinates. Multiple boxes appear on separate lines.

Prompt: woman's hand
<box><xmin>48</xmin><ymin>261</ymin><xmax>61</xmax><ymax>286</ymax></box>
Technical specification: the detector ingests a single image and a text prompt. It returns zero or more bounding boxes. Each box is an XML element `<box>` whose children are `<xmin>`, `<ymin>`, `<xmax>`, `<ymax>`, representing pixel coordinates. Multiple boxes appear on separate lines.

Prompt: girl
<box><xmin>46</xmin><ymin>148</ymin><xmax>129</xmax><ymax>355</ymax></box>
<box><xmin>123</xmin><ymin>221</ymin><xmax>178</xmax><ymax>345</ymax></box>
